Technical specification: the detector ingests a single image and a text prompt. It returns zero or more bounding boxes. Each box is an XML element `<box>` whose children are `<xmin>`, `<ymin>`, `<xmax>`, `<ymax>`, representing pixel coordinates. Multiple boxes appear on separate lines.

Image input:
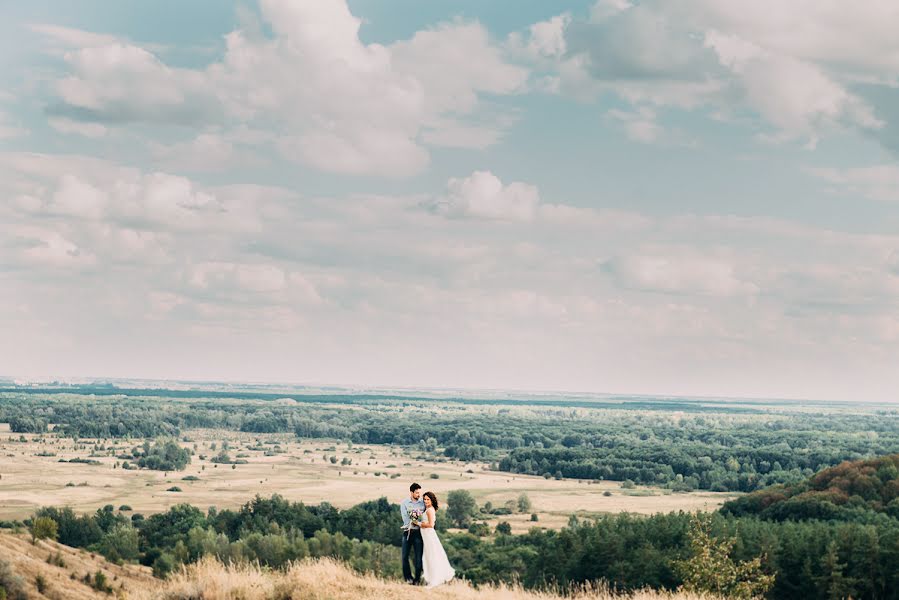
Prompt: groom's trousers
<box><xmin>402</xmin><ymin>528</ymin><xmax>424</xmax><ymax>583</ymax></box>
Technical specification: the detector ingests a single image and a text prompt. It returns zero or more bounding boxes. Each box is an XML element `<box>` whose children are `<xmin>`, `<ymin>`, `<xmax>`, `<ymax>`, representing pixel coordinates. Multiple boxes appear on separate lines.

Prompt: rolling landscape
<box><xmin>2</xmin><ymin>381</ymin><xmax>899</xmax><ymax>599</ymax></box>
<box><xmin>4</xmin><ymin>0</ymin><xmax>899</xmax><ymax>598</ymax></box>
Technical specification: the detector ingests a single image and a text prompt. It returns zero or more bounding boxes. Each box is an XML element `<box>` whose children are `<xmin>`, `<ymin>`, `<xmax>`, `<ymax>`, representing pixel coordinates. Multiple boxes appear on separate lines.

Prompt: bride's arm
<box><xmin>419</xmin><ymin>507</ymin><xmax>437</xmax><ymax>528</ymax></box>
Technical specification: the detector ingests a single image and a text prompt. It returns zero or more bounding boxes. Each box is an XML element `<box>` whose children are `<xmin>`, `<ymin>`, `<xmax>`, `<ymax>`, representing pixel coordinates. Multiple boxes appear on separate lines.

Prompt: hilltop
<box><xmin>0</xmin><ymin>530</ymin><xmax>715</xmax><ymax>600</ymax></box>
<box><xmin>139</xmin><ymin>557</ymin><xmax>717</xmax><ymax>600</ymax></box>
<box><xmin>722</xmin><ymin>453</ymin><xmax>899</xmax><ymax>521</ymax></box>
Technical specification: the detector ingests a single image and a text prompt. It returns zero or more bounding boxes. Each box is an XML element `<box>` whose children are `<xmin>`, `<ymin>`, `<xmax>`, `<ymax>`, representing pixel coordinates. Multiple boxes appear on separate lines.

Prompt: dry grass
<box><xmin>0</xmin><ymin>530</ymin><xmax>159</xmax><ymax>599</ymax></box>
<box><xmin>141</xmin><ymin>557</ymin><xmax>719</xmax><ymax>600</ymax></box>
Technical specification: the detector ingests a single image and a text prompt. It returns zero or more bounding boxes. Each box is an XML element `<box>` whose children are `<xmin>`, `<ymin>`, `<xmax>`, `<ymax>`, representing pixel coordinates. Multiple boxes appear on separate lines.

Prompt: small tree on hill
<box><xmin>675</xmin><ymin>513</ymin><xmax>774</xmax><ymax>599</ymax></box>
<box><xmin>30</xmin><ymin>516</ymin><xmax>58</xmax><ymax>544</ymax></box>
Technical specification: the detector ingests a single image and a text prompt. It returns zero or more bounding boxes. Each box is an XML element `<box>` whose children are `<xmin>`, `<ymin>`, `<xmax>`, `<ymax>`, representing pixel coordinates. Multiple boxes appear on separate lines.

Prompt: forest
<box><xmin>3</xmin><ymin>388</ymin><xmax>898</xmax><ymax>492</ymax></box>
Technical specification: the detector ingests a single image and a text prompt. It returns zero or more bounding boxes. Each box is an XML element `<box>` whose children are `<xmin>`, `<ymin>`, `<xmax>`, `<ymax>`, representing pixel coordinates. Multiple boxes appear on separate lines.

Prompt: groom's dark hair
<box><xmin>410</xmin><ymin>482</ymin><xmax>421</xmax><ymax>492</ymax></box>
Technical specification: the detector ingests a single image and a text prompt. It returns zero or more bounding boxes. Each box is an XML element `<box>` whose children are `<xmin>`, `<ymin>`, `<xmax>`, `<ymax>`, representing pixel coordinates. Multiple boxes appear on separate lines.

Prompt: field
<box><xmin>0</xmin><ymin>424</ymin><xmax>735</xmax><ymax>531</ymax></box>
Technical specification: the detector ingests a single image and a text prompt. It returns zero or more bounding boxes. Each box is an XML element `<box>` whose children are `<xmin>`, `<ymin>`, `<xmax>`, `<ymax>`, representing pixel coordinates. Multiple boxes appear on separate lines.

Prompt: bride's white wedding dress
<box><xmin>421</xmin><ymin>507</ymin><xmax>455</xmax><ymax>587</ymax></box>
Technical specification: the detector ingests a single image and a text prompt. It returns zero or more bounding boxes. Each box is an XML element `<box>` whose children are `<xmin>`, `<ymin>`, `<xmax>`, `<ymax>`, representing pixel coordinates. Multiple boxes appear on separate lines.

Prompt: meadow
<box><xmin>0</xmin><ymin>424</ymin><xmax>732</xmax><ymax>531</ymax></box>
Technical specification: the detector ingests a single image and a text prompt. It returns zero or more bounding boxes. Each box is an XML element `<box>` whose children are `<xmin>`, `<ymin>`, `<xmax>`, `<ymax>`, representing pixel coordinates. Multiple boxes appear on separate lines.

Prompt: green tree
<box><xmin>816</xmin><ymin>541</ymin><xmax>857</xmax><ymax>600</ymax></box>
<box><xmin>98</xmin><ymin>524</ymin><xmax>140</xmax><ymax>563</ymax></box>
<box><xmin>30</xmin><ymin>516</ymin><xmax>58</xmax><ymax>543</ymax></box>
<box><xmin>675</xmin><ymin>514</ymin><xmax>775</xmax><ymax>599</ymax></box>
<box><xmin>446</xmin><ymin>490</ymin><xmax>477</xmax><ymax>528</ymax></box>
<box><xmin>517</xmin><ymin>493</ymin><xmax>532</xmax><ymax>513</ymax></box>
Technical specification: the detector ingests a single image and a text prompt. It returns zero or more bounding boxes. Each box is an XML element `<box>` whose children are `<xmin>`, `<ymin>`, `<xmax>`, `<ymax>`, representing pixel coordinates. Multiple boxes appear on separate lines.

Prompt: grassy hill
<box><xmin>0</xmin><ymin>530</ymin><xmax>715</xmax><ymax>600</ymax></box>
<box><xmin>140</xmin><ymin>557</ymin><xmax>718</xmax><ymax>600</ymax></box>
<box><xmin>0</xmin><ymin>530</ymin><xmax>158</xmax><ymax>599</ymax></box>
<box><xmin>722</xmin><ymin>453</ymin><xmax>899</xmax><ymax>521</ymax></box>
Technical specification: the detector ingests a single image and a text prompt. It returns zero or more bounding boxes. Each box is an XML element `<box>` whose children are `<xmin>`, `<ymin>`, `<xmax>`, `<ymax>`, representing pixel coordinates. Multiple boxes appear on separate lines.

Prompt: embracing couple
<box><xmin>400</xmin><ymin>482</ymin><xmax>455</xmax><ymax>587</ymax></box>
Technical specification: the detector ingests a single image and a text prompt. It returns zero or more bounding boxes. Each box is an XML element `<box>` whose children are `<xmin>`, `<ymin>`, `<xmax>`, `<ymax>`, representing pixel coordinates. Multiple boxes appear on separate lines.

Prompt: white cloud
<box><xmin>437</xmin><ymin>171</ymin><xmax>540</xmax><ymax>221</ymax></box>
<box><xmin>808</xmin><ymin>165</ymin><xmax>899</xmax><ymax>202</ymax></box>
<box><xmin>36</xmin><ymin>0</ymin><xmax>526</xmax><ymax>178</ymax></box>
<box><xmin>605</xmin><ymin>106</ymin><xmax>695</xmax><ymax>146</ymax></box>
<box><xmin>47</xmin><ymin>117</ymin><xmax>107</xmax><ymax>138</ymax></box>
<box><xmin>589</xmin><ymin>0</ymin><xmax>634</xmax><ymax>23</ymax></box>
<box><xmin>29</xmin><ymin>23</ymin><xmax>119</xmax><ymax>49</ymax></box>
<box><xmin>602</xmin><ymin>253</ymin><xmax>760</xmax><ymax>297</ymax></box>
<box><xmin>1</xmin><ymin>153</ymin><xmax>258</xmax><ymax>232</ymax></box>
<box><xmin>705</xmin><ymin>32</ymin><xmax>882</xmax><ymax>145</ymax></box>
<box><xmin>189</xmin><ymin>262</ymin><xmax>287</xmax><ymax>293</ymax></box>
<box><xmin>50</xmin><ymin>174</ymin><xmax>108</xmax><ymax>219</ymax></box>
<box><xmin>3</xmin><ymin>149</ymin><xmax>899</xmax><ymax>399</ymax></box>
<box><xmin>530</xmin><ymin>0</ymin><xmax>894</xmax><ymax>148</ymax></box>
<box><xmin>511</xmin><ymin>14</ymin><xmax>571</xmax><ymax>59</ymax></box>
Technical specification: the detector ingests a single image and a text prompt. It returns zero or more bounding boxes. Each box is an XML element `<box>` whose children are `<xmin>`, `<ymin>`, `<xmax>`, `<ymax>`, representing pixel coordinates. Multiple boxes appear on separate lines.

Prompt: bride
<box><xmin>417</xmin><ymin>491</ymin><xmax>455</xmax><ymax>587</ymax></box>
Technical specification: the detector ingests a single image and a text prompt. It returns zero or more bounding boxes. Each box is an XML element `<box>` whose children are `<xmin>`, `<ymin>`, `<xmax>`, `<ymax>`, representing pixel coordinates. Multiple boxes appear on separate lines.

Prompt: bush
<box><xmin>31</xmin><ymin>516</ymin><xmax>59</xmax><ymax>543</ymax></box>
<box><xmin>90</xmin><ymin>570</ymin><xmax>112</xmax><ymax>593</ymax></box>
<box><xmin>530</xmin><ymin>513</ymin><xmax>539</xmax><ymax>522</ymax></box>
<box><xmin>166</xmin><ymin>486</ymin><xmax>182</xmax><ymax>492</ymax></box>
<box><xmin>430</xmin><ymin>473</ymin><xmax>440</xmax><ymax>479</ymax></box>
<box><xmin>0</xmin><ymin>558</ymin><xmax>27</xmax><ymax>600</ymax></box>
<box><xmin>496</xmin><ymin>521</ymin><xmax>512</xmax><ymax>535</ymax></box>
<box><xmin>152</xmin><ymin>553</ymin><xmax>176</xmax><ymax>579</ymax></box>
<box><xmin>467</xmin><ymin>522</ymin><xmax>490</xmax><ymax>537</ymax></box>
<box><xmin>517</xmin><ymin>493</ymin><xmax>532</xmax><ymax>512</ymax></box>
<box><xmin>98</xmin><ymin>525</ymin><xmax>140</xmax><ymax>563</ymax></box>
<box><xmin>135</xmin><ymin>439</ymin><xmax>191</xmax><ymax>471</ymax></box>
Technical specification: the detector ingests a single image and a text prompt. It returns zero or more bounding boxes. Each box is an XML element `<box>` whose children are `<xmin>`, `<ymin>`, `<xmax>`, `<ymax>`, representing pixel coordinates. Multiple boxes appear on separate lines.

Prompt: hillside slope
<box><xmin>138</xmin><ymin>558</ymin><xmax>718</xmax><ymax>600</ymax></box>
<box><xmin>0</xmin><ymin>530</ymin><xmax>159</xmax><ymax>599</ymax></box>
<box><xmin>0</xmin><ymin>530</ymin><xmax>716</xmax><ymax>600</ymax></box>
<box><xmin>722</xmin><ymin>453</ymin><xmax>899</xmax><ymax>521</ymax></box>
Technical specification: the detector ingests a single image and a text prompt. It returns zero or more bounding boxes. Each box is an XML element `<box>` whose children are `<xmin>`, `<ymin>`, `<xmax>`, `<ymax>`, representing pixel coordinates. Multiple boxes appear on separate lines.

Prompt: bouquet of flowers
<box><xmin>406</xmin><ymin>508</ymin><xmax>423</xmax><ymax>538</ymax></box>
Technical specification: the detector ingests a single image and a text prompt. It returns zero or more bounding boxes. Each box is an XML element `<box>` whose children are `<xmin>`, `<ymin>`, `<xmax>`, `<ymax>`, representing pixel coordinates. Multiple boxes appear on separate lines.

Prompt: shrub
<box><xmin>0</xmin><ymin>558</ymin><xmax>27</xmax><ymax>600</ymax></box>
<box><xmin>31</xmin><ymin>516</ymin><xmax>59</xmax><ymax>543</ymax></box>
<box><xmin>35</xmin><ymin>574</ymin><xmax>48</xmax><ymax>594</ymax></box>
<box><xmin>517</xmin><ymin>493</ymin><xmax>532</xmax><ymax>512</ymax></box>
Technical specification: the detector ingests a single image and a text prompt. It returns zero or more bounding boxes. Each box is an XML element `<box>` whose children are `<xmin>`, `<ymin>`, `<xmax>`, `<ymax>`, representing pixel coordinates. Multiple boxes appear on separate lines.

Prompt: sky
<box><xmin>1</xmin><ymin>0</ymin><xmax>898</xmax><ymax>401</ymax></box>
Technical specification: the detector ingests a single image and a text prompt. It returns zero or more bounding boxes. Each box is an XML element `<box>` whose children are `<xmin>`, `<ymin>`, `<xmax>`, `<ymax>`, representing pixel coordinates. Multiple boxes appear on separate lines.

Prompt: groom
<box><xmin>400</xmin><ymin>482</ymin><xmax>425</xmax><ymax>585</ymax></box>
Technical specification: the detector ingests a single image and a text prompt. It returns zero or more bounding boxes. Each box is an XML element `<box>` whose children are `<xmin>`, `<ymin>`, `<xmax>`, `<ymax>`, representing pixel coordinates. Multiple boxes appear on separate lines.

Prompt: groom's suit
<box><xmin>400</xmin><ymin>496</ymin><xmax>425</xmax><ymax>584</ymax></box>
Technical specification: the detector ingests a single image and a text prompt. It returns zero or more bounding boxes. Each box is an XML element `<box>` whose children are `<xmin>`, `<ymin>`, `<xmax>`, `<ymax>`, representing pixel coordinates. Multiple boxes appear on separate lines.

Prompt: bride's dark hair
<box><xmin>423</xmin><ymin>491</ymin><xmax>439</xmax><ymax>510</ymax></box>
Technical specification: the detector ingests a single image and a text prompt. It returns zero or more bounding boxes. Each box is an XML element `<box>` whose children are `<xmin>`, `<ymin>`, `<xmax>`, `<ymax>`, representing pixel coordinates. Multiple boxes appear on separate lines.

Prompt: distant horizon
<box><xmin>2</xmin><ymin>372</ymin><xmax>888</xmax><ymax>406</ymax></box>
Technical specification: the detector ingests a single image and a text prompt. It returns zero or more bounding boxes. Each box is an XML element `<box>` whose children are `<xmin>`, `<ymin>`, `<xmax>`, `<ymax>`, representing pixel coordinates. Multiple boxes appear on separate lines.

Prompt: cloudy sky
<box><xmin>2</xmin><ymin>0</ymin><xmax>899</xmax><ymax>401</ymax></box>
